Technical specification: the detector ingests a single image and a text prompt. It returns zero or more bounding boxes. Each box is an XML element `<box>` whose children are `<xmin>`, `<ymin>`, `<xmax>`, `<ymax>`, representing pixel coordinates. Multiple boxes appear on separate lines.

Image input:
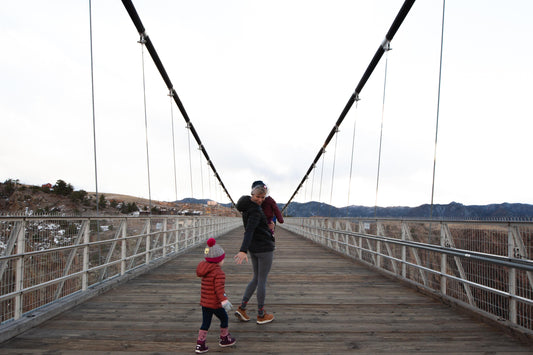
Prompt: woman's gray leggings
<box><xmin>242</xmin><ymin>251</ymin><xmax>274</xmax><ymax>311</ymax></box>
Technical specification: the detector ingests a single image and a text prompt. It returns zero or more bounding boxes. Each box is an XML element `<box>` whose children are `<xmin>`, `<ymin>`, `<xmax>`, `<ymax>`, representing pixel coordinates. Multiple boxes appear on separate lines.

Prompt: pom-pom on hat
<box><xmin>204</xmin><ymin>237</ymin><xmax>225</xmax><ymax>263</ymax></box>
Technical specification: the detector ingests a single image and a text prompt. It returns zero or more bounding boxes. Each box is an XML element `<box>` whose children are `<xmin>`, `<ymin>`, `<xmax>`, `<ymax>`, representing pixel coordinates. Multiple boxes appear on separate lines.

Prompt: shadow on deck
<box><xmin>0</xmin><ymin>227</ymin><xmax>531</xmax><ymax>354</ymax></box>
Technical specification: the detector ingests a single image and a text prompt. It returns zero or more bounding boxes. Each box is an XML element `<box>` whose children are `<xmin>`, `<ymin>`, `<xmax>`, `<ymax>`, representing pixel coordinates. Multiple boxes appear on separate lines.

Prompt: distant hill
<box><xmin>3</xmin><ymin>178</ymin><xmax>530</xmax><ymax>219</ymax></box>
<box><xmin>0</xmin><ymin>180</ymin><xmax>238</xmax><ymax>217</ymax></box>
<box><xmin>280</xmin><ymin>201</ymin><xmax>533</xmax><ymax>219</ymax></box>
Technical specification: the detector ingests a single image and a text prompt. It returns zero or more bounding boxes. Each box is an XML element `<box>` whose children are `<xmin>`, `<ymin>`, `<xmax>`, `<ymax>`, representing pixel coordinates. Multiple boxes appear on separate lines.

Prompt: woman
<box><xmin>233</xmin><ymin>182</ymin><xmax>275</xmax><ymax>324</ymax></box>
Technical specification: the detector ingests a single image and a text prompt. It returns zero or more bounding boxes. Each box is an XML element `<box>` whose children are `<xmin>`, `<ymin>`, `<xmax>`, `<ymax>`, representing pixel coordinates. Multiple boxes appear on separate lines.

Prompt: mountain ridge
<box><xmin>177</xmin><ymin>198</ymin><xmax>533</xmax><ymax>219</ymax></box>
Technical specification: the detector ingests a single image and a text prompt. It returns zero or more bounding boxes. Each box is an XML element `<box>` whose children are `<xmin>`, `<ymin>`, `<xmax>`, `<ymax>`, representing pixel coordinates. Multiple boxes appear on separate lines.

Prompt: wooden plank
<box><xmin>0</xmin><ymin>226</ymin><xmax>531</xmax><ymax>353</ymax></box>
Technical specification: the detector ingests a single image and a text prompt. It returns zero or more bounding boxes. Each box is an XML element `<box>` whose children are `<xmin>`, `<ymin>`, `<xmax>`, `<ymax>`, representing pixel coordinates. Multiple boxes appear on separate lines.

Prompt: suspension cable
<box><xmin>121</xmin><ymin>0</ymin><xmax>235</xmax><ymax>207</ymax></box>
<box><xmin>138</xmin><ymin>35</ymin><xmax>152</xmax><ymax>214</ymax></box>
<box><xmin>282</xmin><ymin>0</ymin><xmax>416</xmax><ymax>213</ymax></box>
<box><xmin>169</xmin><ymin>91</ymin><xmax>178</xmax><ymax>202</ymax></box>
<box><xmin>374</xmin><ymin>48</ymin><xmax>391</xmax><ymax>217</ymax></box>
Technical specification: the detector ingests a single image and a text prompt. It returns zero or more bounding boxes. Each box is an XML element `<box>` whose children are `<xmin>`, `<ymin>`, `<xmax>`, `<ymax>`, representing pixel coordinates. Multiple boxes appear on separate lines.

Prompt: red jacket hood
<box><xmin>196</xmin><ymin>260</ymin><xmax>219</xmax><ymax>277</ymax></box>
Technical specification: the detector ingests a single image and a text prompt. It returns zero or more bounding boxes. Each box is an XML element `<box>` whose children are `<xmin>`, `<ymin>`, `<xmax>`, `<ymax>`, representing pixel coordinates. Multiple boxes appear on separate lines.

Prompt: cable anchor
<box><xmin>138</xmin><ymin>33</ymin><xmax>147</xmax><ymax>45</ymax></box>
<box><xmin>381</xmin><ymin>38</ymin><xmax>391</xmax><ymax>51</ymax></box>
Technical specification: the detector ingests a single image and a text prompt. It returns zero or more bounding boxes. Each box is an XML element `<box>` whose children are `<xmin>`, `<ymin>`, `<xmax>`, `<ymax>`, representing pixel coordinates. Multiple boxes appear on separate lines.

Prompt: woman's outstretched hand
<box><xmin>234</xmin><ymin>251</ymin><xmax>248</xmax><ymax>264</ymax></box>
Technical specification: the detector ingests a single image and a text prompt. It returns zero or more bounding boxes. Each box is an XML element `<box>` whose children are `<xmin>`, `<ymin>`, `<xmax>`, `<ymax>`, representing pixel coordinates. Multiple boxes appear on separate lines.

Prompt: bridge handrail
<box><xmin>0</xmin><ymin>215</ymin><xmax>241</xmax><ymax>333</ymax></box>
<box><xmin>281</xmin><ymin>217</ymin><xmax>533</xmax><ymax>336</ymax></box>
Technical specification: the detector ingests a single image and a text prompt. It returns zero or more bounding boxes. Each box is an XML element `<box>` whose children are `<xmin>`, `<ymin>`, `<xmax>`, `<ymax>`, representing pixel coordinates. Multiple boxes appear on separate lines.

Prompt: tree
<box><xmin>98</xmin><ymin>194</ymin><xmax>107</xmax><ymax>209</ymax></box>
<box><xmin>71</xmin><ymin>189</ymin><xmax>88</xmax><ymax>202</ymax></box>
<box><xmin>120</xmin><ymin>202</ymin><xmax>139</xmax><ymax>214</ymax></box>
<box><xmin>53</xmin><ymin>179</ymin><xmax>73</xmax><ymax>196</ymax></box>
<box><xmin>2</xmin><ymin>179</ymin><xmax>16</xmax><ymax>196</ymax></box>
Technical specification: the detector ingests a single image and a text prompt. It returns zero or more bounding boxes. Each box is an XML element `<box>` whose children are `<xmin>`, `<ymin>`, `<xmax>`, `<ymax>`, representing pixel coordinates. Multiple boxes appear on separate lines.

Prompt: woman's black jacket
<box><xmin>236</xmin><ymin>195</ymin><xmax>275</xmax><ymax>253</ymax></box>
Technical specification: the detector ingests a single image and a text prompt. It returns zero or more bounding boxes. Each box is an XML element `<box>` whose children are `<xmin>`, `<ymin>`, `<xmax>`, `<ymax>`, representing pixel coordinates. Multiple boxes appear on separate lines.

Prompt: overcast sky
<box><xmin>2</xmin><ymin>0</ymin><xmax>532</xmax><ymax>208</ymax></box>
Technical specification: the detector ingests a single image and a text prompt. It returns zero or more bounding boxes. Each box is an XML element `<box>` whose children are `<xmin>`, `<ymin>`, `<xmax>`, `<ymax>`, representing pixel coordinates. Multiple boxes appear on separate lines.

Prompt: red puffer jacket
<box><xmin>196</xmin><ymin>261</ymin><xmax>227</xmax><ymax>309</ymax></box>
<box><xmin>262</xmin><ymin>196</ymin><xmax>284</xmax><ymax>224</ymax></box>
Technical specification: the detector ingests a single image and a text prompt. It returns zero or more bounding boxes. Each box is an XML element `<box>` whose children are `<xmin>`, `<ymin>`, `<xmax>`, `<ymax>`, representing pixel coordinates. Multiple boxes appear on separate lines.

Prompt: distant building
<box><xmin>207</xmin><ymin>200</ymin><xmax>217</xmax><ymax>206</ymax></box>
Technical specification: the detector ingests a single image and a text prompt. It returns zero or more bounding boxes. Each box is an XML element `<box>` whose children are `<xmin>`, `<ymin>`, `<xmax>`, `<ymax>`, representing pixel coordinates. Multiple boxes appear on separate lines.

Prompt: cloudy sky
<box><xmin>1</xmin><ymin>0</ymin><xmax>532</xmax><ymax>208</ymax></box>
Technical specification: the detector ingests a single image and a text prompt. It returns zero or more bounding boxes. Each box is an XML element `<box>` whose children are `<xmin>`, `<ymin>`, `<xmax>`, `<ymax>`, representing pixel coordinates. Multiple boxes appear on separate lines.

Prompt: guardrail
<box><xmin>281</xmin><ymin>217</ymin><xmax>533</xmax><ymax>336</ymax></box>
<box><xmin>0</xmin><ymin>215</ymin><xmax>240</xmax><ymax>337</ymax></box>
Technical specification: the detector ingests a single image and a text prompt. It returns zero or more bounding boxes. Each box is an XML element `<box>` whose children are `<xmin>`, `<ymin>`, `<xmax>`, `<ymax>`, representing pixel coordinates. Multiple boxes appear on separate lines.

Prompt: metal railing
<box><xmin>0</xmin><ymin>215</ymin><xmax>240</xmax><ymax>328</ymax></box>
<box><xmin>281</xmin><ymin>217</ymin><xmax>533</xmax><ymax>335</ymax></box>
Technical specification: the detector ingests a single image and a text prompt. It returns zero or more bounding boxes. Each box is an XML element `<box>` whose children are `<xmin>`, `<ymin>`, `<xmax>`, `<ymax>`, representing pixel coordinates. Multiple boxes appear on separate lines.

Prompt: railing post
<box><xmin>14</xmin><ymin>219</ymin><xmax>26</xmax><ymax>320</ymax></box>
<box><xmin>440</xmin><ymin>222</ymin><xmax>447</xmax><ymax>296</ymax></box>
<box><xmin>345</xmin><ymin>221</ymin><xmax>352</xmax><ymax>256</ymax></box>
<box><xmin>376</xmin><ymin>221</ymin><xmax>383</xmax><ymax>269</ymax></box>
<box><xmin>334</xmin><ymin>220</ymin><xmax>341</xmax><ymax>252</ymax></box>
<box><xmin>121</xmin><ymin>218</ymin><xmax>127</xmax><ymax>275</ymax></box>
<box><xmin>192</xmin><ymin>217</ymin><xmax>197</xmax><ymax>245</ymax></box>
<box><xmin>508</xmin><ymin>224</ymin><xmax>517</xmax><ymax>324</ymax></box>
<box><xmin>358</xmin><ymin>221</ymin><xmax>364</xmax><ymax>259</ymax></box>
<box><xmin>162</xmin><ymin>218</ymin><xmax>168</xmax><ymax>257</ymax></box>
<box><xmin>145</xmin><ymin>218</ymin><xmax>152</xmax><ymax>265</ymax></box>
<box><xmin>82</xmin><ymin>219</ymin><xmax>90</xmax><ymax>291</ymax></box>
<box><xmin>401</xmin><ymin>222</ymin><xmax>407</xmax><ymax>278</ymax></box>
<box><xmin>174</xmin><ymin>218</ymin><xmax>180</xmax><ymax>252</ymax></box>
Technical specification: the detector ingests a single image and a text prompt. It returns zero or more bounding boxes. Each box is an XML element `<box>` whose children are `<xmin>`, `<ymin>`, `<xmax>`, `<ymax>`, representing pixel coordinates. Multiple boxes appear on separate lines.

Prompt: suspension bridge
<box><xmin>1</xmin><ymin>0</ymin><xmax>533</xmax><ymax>352</ymax></box>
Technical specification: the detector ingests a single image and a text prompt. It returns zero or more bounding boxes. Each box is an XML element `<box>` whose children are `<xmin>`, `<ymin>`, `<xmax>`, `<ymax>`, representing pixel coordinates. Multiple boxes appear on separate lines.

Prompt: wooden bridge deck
<box><xmin>0</xmin><ymin>226</ymin><xmax>531</xmax><ymax>354</ymax></box>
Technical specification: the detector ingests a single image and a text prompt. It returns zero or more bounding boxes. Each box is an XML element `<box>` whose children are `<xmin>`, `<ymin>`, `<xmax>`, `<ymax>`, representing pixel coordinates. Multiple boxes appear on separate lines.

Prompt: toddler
<box><xmin>195</xmin><ymin>238</ymin><xmax>236</xmax><ymax>353</ymax></box>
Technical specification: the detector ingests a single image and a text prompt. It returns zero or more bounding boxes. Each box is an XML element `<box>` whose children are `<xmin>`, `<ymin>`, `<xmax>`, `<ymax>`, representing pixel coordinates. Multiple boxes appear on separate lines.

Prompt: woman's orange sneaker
<box><xmin>235</xmin><ymin>307</ymin><xmax>250</xmax><ymax>322</ymax></box>
<box><xmin>256</xmin><ymin>311</ymin><xmax>274</xmax><ymax>324</ymax></box>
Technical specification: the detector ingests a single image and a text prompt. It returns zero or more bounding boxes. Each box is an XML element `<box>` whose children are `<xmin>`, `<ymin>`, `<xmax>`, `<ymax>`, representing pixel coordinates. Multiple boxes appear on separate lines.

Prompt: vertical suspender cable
<box><xmin>211</xmin><ymin>171</ymin><xmax>214</xmax><ymax>199</ymax></box>
<box><xmin>347</xmin><ymin>101</ymin><xmax>359</xmax><ymax>207</ymax></box>
<box><xmin>139</xmin><ymin>36</ymin><xmax>152</xmax><ymax>213</ymax></box>
<box><xmin>318</xmin><ymin>151</ymin><xmax>326</xmax><ymax>202</ymax></box>
<box><xmin>169</xmin><ymin>92</ymin><xmax>178</xmax><ymax>202</ymax></box>
<box><xmin>428</xmin><ymin>0</ymin><xmax>446</xmax><ymax>244</ymax></box>
<box><xmin>430</xmin><ymin>0</ymin><xmax>446</xmax><ymax>220</ymax></box>
<box><xmin>329</xmin><ymin>128</ymin><xmax>339</xmax><ymax>214</ymax></box>
<box><xmin>316</xmin><ymin>153</ymin><xmax>326</xmax><ymax>216</ymax></box>
<box><xmin>88</xmin><ymin>0</ymin><xmax>101</xmax><ymax>262</ymax></box>
<box><xmin>199</xmin><ymin>147</ymin><xmax>204</xmax><ymax>198</ymax></box>
<box><xmin>374</xmin><ymin>49</ymin><xmax>390</xmax><ymax>217</ymax></box>
<box><xmin>186</xmin><ymin>123</ymin><xmax>194</xmax><ymax>197</ymax></box>
<box><xmin>310</xmin><ymin>165</ymin><xmax>316</xmax><ymax>201</ymax></box>
<box><xmin>89</xmin><ymin>0</ymin><xmax>98</xmax><ymax>214</ymax></box>
<box><xmin>304</xmin><ymin>175</ymin><xmax>308</xmax><ymax>201</ymax></box>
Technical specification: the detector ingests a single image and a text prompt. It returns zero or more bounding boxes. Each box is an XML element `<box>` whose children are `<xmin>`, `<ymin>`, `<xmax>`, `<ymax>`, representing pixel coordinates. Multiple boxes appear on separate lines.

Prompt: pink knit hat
<box><xmin>204</xmin><ymin>238</ymin><xmax>225</xmax><ymax>263</ymax></box>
